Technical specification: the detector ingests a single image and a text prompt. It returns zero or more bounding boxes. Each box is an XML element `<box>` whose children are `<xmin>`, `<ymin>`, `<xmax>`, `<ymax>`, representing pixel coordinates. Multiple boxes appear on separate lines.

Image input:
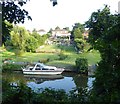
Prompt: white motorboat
<box><xmin>22</xmin><ymin>63</ymin><xmax>64</xmax><ymax>75</ymax></box>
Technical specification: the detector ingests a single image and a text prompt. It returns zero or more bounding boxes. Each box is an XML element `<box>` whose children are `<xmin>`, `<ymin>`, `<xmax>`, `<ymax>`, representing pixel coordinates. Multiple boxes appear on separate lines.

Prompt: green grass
<box><xmin>1</xmin><ymin>44</ymin><xmax>101</xmax><ymax>70</ymax></box>
<box><xmin>1</xmin><ymin>52</ymin><xmax>59</xmax><ymax>62</ymax></box>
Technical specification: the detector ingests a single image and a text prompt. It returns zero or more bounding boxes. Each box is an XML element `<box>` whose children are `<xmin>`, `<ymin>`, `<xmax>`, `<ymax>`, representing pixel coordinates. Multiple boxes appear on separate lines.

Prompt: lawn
<box><xmin>1</xmin><ymin>44</ymin><xmax>101</xmax><ymax>70</ymax></box>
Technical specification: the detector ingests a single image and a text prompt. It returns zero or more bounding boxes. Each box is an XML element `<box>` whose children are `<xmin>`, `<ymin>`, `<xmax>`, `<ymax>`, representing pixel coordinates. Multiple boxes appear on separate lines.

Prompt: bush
<box><xmin>25</xmin><ymin>36</ymin><xmax>39</xmax><ymax>52</ymax></box>
<box><xmin>2</xmin><ymin>81</ymin><xmax>89</xmax><ymax>104</ymax></box>
<box><xmin>75</xmin><ymin>58</ymin><xmax>88</xmax><ymax>74</ymax></box>
<box><xmin>2</xmin><ymin>64</ymin><xmax>23</xmax><ymax>72</ymax></box>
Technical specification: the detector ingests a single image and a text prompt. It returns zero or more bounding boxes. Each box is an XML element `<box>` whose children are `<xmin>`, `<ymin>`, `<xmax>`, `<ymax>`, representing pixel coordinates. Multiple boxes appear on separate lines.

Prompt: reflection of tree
<box><xmin>2</xmin><ymin>73</ymin><xmax>27</xmax><ymax>85</ymax></box>
<box><xmin>73</xmin><ymin>75</ymin><xmax>88</xmax><ymax>88</ymax></box>
<box><xmin>2</xmin><ymin>73</ymin><xmax>64</xmax><ymax>86</ymax></box>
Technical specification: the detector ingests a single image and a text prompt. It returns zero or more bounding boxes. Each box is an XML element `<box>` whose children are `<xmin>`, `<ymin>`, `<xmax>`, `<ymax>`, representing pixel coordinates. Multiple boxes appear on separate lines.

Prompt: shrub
<box><xmin>2</xmin><ymin>64</ymin><xmax>23</xmax><ymax>72</ymax></box>
<box><xmin>25</xmin><ymin>36</ymin><xmax>39</xmax><ymax>52</ymax></box>
<box><xmin>75</xmin><ymin>58</ymin><xmax>88</xmax><ymax>74</ymax></box>
<box><xmin>2</xmin><ymin>81</ymin><xmax>89</xmax><ymax>104</ymax></box>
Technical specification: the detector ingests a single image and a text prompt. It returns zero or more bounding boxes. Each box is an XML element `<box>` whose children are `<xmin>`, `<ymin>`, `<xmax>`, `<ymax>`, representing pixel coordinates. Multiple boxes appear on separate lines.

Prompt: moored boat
<box><xmin>22</xmin><ymin>63</ymin><xmax>64</xmax><ymax>75</ymax></box>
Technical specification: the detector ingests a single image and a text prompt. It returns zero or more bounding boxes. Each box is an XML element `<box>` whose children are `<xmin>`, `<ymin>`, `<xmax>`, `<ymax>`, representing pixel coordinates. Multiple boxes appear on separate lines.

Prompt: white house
<box><xmin>51</xmin><ymin>29</ymin><xmax>71</xmax><ymax>39</ymax></box>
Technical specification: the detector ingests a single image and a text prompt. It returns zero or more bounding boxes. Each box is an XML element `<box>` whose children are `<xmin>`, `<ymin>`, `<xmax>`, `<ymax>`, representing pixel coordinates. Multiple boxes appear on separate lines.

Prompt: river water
<box><xmin>2</xmin><ymin>72</ymin><xmax>95</xmax><ymax>92</ymax></box>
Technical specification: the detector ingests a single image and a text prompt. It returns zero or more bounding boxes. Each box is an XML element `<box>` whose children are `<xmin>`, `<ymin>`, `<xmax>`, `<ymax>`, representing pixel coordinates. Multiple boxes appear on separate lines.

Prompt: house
<box><xmin>51</xmin><ymin>29</ymin><xmax>71</xmax><ymax>45</ymax></box>
<box><xmin>37</xmin><ymin>29</ymin><xmax>47</xmax><ymax>36</ymax></box>
<box><xmin>51</xmin><ymin>29</ymin><xmax>71</xmax><ymax>39</ymax></box>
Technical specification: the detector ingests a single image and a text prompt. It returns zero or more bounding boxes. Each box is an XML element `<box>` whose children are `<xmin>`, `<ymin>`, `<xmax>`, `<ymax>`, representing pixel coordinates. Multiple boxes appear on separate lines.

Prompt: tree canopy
<box><xmin>85</xmin><ymin>5</ymin><xmax>120</xmax><ymax>102</ymax></box>
<box><xmin>71</xmin><ymin>23</ymin><xmax>85</xmax><ymax>52</ymax></box>
<box><xmin>1</xmin><ymin>1</ymin><xmax>32</xmax><ymax>44</ymax></box>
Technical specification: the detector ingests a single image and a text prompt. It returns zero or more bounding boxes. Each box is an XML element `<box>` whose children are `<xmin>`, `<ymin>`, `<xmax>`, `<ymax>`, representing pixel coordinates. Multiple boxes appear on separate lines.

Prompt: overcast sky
<box><xmin>19</xmin><ymin>0</ymin><xmax>119</xmax><ymax>31</ymax></box>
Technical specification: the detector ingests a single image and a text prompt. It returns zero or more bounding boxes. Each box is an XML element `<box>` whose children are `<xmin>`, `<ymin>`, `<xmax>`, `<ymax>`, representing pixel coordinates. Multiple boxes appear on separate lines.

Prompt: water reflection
<box><xmin>27</xmin><ymin>76</ymin><xmax>76</xmax><ymax>92</ymax></box>
<box><xmin>24</xmin><ymin>74</ymin><xmax>64</xmax><ymax>84</ymax></box>
<box><xmin>2</xmin><ymin>72</ymin><xmax>94</xmax><ymax>92</ymax></box>
<box><xmin>73</xmin><ymin>74</ymin><xmax>88</xmax><ymax>88</ymax></box>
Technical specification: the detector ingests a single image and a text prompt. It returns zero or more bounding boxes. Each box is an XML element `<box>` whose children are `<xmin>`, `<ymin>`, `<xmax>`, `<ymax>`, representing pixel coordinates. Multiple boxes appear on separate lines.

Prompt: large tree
<box><xmin>71</xmin><ymin>23</ymin><xmax>85</xmax><ymax>52</ymax></box>
<box><xmin>10</xmin><ymin>26</ymin><xmax>29</xmax><ymax>51</ymax></box>
<box><xmin>86</xmin><ymin>5</ymin><xmax>120</xmax><ymax>102</ymax></box>
<box><xmin>1</xmin><ymin>1</ymin><xmax>32</xmax><ymax>44</ymax></box>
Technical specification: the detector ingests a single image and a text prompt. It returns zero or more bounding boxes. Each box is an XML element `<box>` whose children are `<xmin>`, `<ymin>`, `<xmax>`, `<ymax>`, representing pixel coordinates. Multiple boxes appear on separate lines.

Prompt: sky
<box><xmin>19</xmin><ymin>0</ymin><xmax>119</xmax><ymax>31</ymax></box>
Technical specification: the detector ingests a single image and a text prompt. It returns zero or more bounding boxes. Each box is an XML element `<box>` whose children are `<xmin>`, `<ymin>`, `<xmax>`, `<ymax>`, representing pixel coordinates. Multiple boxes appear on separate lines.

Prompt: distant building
<box><xmin>37</xmin><ymin>29</ymin><xmax>47</xmax><ymax>36</ymax></box>
<box><xmin>51</xmin><ymin>29</ymin><xmax>71</xmax><ymax>45</ymax></box>
<box><xmin>51</xmin><ymin>29</ymin><xmax>71</xmax><ymax>38</ymax></box>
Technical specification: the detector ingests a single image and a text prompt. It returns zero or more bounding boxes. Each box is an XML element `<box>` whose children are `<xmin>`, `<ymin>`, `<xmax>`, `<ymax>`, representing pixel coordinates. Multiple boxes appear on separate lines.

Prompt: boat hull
<box><xmin>22</xmin><ymin>69</ymin><xmax>64</xmax><ymax>75</ymax></box>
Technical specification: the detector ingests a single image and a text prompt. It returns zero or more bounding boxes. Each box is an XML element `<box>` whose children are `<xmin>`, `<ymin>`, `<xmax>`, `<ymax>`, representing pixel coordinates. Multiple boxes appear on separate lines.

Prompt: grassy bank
<box><xmin>1</xmin><ymin>44</ymin><xmax>101</xmax><ymax>71</ymax></box>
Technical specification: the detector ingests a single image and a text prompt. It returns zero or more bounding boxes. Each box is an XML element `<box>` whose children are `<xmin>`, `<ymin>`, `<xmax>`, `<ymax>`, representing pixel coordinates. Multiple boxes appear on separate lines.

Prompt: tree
<box><xmin>73</xmin><ymin>23</ymin><xmax>85</xmax><ymax>32</ymax></box>
<box><xmin>2</xmin><ymin>20</ymin><xmax>13</xmax><ymax>45</ymax></box>
<box><xmin>50</xmin><ymin>0</ymin><xmax>58</xmax><ymax>6</ymax></box>
<box><xmin>71</xmin><ymin>23</ymin><xmax>85</xmax><ymax>39</ymax></box>
<box><xmin>73</xmin><ymin>28</ymin><xmax>83</xmax><ymax>39</ymax></box>
<box><xmin>2</xmin><ymin>1</ymin><xmax>31</xmax><ymax>24</ymax></box>
<box><xmin>75</xmin><ymin>58</ymin><xmax>88</xmax><ymax>74</ymax></box>
<box><xmin>85</xmin><ymin>5</ymin><xmax>120</xmax><ymax>102</ymax></box>
<box><xmin>55</xmin><ymin>26</ymin><xmax>60</xmax><ymax>30</ymax></box>
<box><xmin>1</xmin><ymin>1</ymin><xmax>32</xmax><ymax>44</ymax></box>
<box><xmin>74</xmin><ymin>38</ymin><xmax>85</xmax><ymax>52</ymax></box>
<box><xmin>71</xmin><ymin>23</ymin><xmax>85</xmax><ymax>52</ymax></box>
<box><xmin>25</xmin><ymin>36</ymin><xmax>38</xmax><ymax>52</ymax></box>
<box><xmin>31</xmin><ymin>31</ymin><xmax>46</xmax><ymax>46</ymax></box>
<box><xmin>63</xmin><ymin>27</ymin><xmax>70</xmax><ymax>32</ymax></box>
<box><xmin>10</xmin><ymin>26</ymin><xmax>29</xmax><ymax>51</ymax></box>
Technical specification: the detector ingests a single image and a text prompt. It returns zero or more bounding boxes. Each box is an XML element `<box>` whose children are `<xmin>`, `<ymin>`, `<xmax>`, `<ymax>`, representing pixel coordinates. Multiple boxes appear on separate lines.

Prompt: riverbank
<box><xmin>2</xmin><ymin>62</ymin><xmax>96</xmax><ymax>76</ymax></box>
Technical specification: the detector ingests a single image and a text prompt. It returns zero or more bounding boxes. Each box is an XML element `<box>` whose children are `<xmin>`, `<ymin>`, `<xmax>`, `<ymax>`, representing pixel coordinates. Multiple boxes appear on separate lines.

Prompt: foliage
<box><xmin>73</xmin><ymin>28</ymin><xmax>83</xmax><ymax>39</ymax></box>
<box><xmin>55</xmin><ymin>26</ymin><xmax>60</xmax><ymax>30</ymax></box>
<box><xmin>25</xmin><ymin>36</ymin><xmax>39</xmax><ymax>52</ymax></box>
<box><xmin>9</xmin><ymin>26</ymin><xmax>29</xmax><ymax>51</ymax></box>
<box><xmin>2</xmin><ymin>1</ymin><xmax>32</xmax><ymax>44</ymax></box>
<box><xmin>48</xmin><ymin>28</ymin><xmax>53</xmax><ymax>34</ymax></box>
<box><xmin>2</xmin><ymin>1</ymin><xmax>31</xmax><ymax>24</ymax></box>
<box><xmin>2</xmin><ymin>81</ymin><xmax>33</xmax><ymax>104</ymax></box>
<box><xmin>71</xmin><ymin>23</ymin><xmax>86</xmax><ymax>52</ymax></box>
<box><xmin>31</xmin><ymin>31</ymin><xmax>48</xmax><ymax>46</ymax></box>
<box><xmin>50</xmin><ymin>0</ymin><xmax>58</xmax><ymax>6</ymax></box>
<box><xmin>32</xmin><ymin>88</ymin><xmax>68</xmax><ymax>104</ymax></box>
<box><xmin>5</xmin><ymin>25</ymin><xmax>48</xmax><ymax>53</ymax></box>
<box><xmin>69</xmin><ymin>87</ymin><xmax>89</xmax><ymax>103</ymax></box>
<box><xmin>75</xmin><ymin>58</ymin><xmax>88</xmax><ymax>74</ymax></box>
<box><xmin>85</xmin><ymin>5</ymin><xmax>117</xmax><ymax>51</ymax></box>
<box><xmin>85</xmin><ymin>5</ymin><xmax>120</xmax><ymax>102</ymax></box>
<box><xmin>2</xmin><ymin>21</ymin><xmax>13</xmax><ymax>44</ymax></box>
<box><xmin>71</xmin><ymin>23</ymin><xmax>85</xmax><ymax>39</ymax></box>
<box><xmin>2</xmin><ymin>79</ymin><xmax>89</xmax><ymax>104</ymax></box>
<box><xmin>74</xmin><ymin>38</ymin><xmax>86</xmax><ymax>52</ymax></box>
<box><xmin>63</xmin><ymin>27</ymin><xmax>70</xmax><ymax>32</ymax></box>
<box><xmin>2</xmin><ymin>64</ymin><xmax>23</xmax><ymax>72</ymax></box>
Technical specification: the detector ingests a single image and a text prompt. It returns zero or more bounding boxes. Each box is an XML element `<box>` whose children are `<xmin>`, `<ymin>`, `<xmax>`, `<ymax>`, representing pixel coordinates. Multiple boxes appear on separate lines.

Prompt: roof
<box><xmin>38</xmin><ymin>29</ymin><xmax>46</xmax><ymax>32</ymax></box>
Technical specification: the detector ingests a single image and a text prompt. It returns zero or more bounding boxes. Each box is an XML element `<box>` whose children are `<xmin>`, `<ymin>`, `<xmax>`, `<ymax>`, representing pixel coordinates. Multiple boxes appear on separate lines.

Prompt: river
<box><xmin>2</xmin><ymin>72</ymin><xmax>95</xmax><ymax>93</ymax></box>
